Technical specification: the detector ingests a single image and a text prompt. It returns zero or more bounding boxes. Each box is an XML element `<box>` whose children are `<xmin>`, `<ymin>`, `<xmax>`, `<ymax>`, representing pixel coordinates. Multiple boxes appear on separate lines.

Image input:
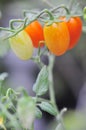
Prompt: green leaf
<box><xmin>33</xmin><ymin>66</ymin><xmax>48</xmax><ymax>96</ymax></box>
<box><xmin>17</xmin><ymin>96</ymin><xmax>36</xmax><ymax>129</ymax></box>
<box><xmin>39</xmin><ymin>102</ymin><xmax>57</xmax><ymax>116</ymax></box>
<box><xmin>35</xmin><ymin>107</ymin><xmax>42</xmax><ymax>119</ymax></box>
<box><xmin>0</xmin><ymin>39</ymin><xmax>10</xmax><ymax>57</ymax></box>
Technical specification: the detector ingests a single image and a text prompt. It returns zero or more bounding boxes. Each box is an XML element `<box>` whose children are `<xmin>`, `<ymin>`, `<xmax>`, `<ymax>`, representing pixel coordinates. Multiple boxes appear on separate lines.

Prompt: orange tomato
<box><xmin>61</xmin><ymin>17</ymin><xmax>82</xmax><ymax>49</ymax></box>
<box><xmin>43</xmin><ymin>22</ymin><xmax>70</xmax><ymax>56</ymax></box>
<box><xmin>25</xmin><ymin>20</ymin><xmax>44</xmax><ymax>48</ymax></box>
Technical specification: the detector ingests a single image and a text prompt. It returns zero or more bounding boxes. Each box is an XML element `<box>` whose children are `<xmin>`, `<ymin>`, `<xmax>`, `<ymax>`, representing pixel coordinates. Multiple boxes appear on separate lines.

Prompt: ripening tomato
<box><xmin>61</xmin><ymin>17</ymin><xmax>82</xmax><ymax>49</ymax></box>
<box><xmin>43</xmin><ymin>22</ymin><xmax>70</xmax><ymax>56</ymax></box>
<box><xmin>9</xmin><ymin>30</ymin><xmax>33</xmax><ymax>60</ymax></box>
<box><xmin>25</xmin><ymin>20</ymin><xmax>44</xmax><ymax>48</ymax></box>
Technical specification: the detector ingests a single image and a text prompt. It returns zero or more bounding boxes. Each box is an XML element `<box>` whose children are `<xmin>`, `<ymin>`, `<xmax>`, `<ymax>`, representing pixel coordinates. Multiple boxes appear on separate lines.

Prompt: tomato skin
<box><xmin>25</xmin><ymin>20</ymin><xmax>44</xmax><ymax>48</ymax></box>
<box><xmin>61</xmin><ymin>17</ymin><xmax>82</xmax><ymax>49</ymax></box>
<box><xmin>43</xmin><ymin>22</ymin><xmax>70</xmax><ymax>56</ymax></box>
<box><xmin>9</xmin><ymin>30</ymin><xmax>33</xmax><ymax>60</ymax></box>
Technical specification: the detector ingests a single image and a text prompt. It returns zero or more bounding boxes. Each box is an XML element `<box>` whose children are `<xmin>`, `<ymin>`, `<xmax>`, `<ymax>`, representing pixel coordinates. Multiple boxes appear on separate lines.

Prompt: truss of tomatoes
<box><xmin>9</xmin><ymin>16</ymin><xmax>82</xmax><ymax>60</ymax></box>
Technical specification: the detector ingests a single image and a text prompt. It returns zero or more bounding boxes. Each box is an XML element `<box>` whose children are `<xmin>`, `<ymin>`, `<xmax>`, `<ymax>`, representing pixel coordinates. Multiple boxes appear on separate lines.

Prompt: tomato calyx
<box><xmin>46</xmin><ymin>18</ymin><xmax>63</xmax><ymax>26</ymax></box>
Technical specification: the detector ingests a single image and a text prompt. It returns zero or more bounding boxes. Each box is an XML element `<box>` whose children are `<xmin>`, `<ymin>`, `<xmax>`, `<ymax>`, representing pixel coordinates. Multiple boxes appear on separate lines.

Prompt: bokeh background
<box><xmin>0</xmin><ymin>0</ymin><xmax>86</xmax><ymax>130</ymax></box>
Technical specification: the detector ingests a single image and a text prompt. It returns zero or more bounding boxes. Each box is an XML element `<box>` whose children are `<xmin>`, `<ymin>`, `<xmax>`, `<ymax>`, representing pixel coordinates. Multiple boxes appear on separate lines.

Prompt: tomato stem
<box><xmin>9</xmin><ymin>19</ymin><xmax>25</xmax><ymax>30</ymax></box>
<box><xmin>31</xmin><ymin>56</ymin><xmax>44</xmax><ymax>69</ymax></box>
<box><xmin>23</xmin><ymin>9</ymin><xmax>40</xmax><ymax>17</ymax></box>
<box><xmin>48</xmin><ymin>53</ymin><xmax>59</xmax><ymax>114</ymax></box>
<box><xmin>4</xmin><ymin>18</ymin><xmax>28</xmax><ymax>39</ymax></box>
<box><xmin>0</xmin><ymin>27</ymin><xmax>15</xmax><ymax>32</ymax></box>
<box><xmin>44</xmin><ymin>9</ymin><xmax>54</xmax><ymax>20</ymax></box>
<box><xmin>37</xmin><ymin>97</ymin><xmax>50</xmax><ymax>103</ymax></box>
<box><xmin>0</xmin><ymin>6</ymin><xmax>70</xmax><ymax>40</ymax></box>
<box><xmin>51</xmin><ymin>4</ymin><xmax>70</xmax><ymax>15</ymax></box>
<box><xmin>48</xmin><ymin>54</ymin><xmax>55</xmax><ymax>103</ymax></box>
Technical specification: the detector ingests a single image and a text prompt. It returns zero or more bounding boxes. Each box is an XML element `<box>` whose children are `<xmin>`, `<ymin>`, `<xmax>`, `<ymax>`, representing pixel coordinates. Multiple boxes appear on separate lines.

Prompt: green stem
<box><xmin>31</xmin><ymin>56</ymin><xmax>44</xmax><ymax>69</ymax></box>
<box><xmin>48</xmin><ymin>53</ymin><xmax>56</xmax><ymax>105</ymax></box>
<box><xmin>9</xmin><ymin>19</ymin><xmax>24</xmax><ymax>29</ymax></box>
<box><xmin>23</xmin><ymin>10</ymin><xmax>39</xmax><ymax>17</ymax></box>
<box><xmin>45</xmin><ymin>9</ymin><xmax>54</xmax><ymax>20</ymax></box>
<box><xmin>4</xmin><ymin>18</ymin><xmax>28</xmax><ymax>40</ymax></box>
<box><xmin>51</xmin><ymin>4</ymin><xmax>70</xmax><ymax>15</ymax></box>
<box><xmin>48</xmin><ymin>54</ymin><xmax>66</xmax><ymax>130</ymax></box>
<box><xmin>0</xmin><ymin>27</ymin><xmax>15</xmax><ymax>32</ymax></box>
<box><xmin>4</xmin><ymin>9</ymin><xmax>54</xmax><ymax>40</ymax></box>
<box><xmin>37</xmin><ymin>97</ymin><xmax>50</xmax><ymax>103</ymax></box>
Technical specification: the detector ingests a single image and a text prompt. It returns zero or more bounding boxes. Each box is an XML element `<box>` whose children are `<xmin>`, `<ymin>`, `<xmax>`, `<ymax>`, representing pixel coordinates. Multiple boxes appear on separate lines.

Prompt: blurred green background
<box><xmin>0</xmin><ymin>0</ymin><xmax>86</xmax><ymax>130</ymax></box>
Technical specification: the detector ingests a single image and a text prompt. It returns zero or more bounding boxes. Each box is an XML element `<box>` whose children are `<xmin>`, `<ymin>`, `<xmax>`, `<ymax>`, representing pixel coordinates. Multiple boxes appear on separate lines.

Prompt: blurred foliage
<box><xmin>0</xmin><ymin>39</ymin><xmax>10</xmax><ymax>57</ymax></box>
<box><xmin>64</xmin><ymin>111</ymin><xmax>86</xmax><ymax>130</ymax></box>
<box><xmin>49</xmin><ymin>110</ymin><xmax>86</xmax><ymax>130</ymax></box>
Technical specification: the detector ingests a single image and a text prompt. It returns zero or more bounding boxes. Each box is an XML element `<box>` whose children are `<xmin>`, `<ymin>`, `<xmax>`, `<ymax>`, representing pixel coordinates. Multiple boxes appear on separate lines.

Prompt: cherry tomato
<box><xmin>61</xmin><ymin>17</ymin><xmax>82</xmax><ymax>49</ymax></box>
<box><xmin>9</xmin><ymin>30</ymin><xmax>33</xmax><ymax>60</ymax></box>
<box><xmin>25</xmin><ymin>20</ymin><xmax>44</xmax><ymax>48</ymax></box>
<box><xmin>43</xmin><ymin>22</ymin><xmax>70</xmax><ymax>56</ymax></box>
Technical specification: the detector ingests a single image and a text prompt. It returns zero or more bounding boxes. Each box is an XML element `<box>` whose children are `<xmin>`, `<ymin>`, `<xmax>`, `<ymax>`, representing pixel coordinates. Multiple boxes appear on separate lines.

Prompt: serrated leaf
<box><xmin>17</xmin><ymin>96</ymin><xmax>35</xmax><ymax>129</ymax></box>
<box><xmin>33</xmin><ymin>66</ymin><xmax>48</xmax><ymax>96</ymax></box>
<box><xmin>39</xmin><ymin>102</ymin><xmax>57</xmax><ymax>116</ymax></box>
<box><xmin>35</xmin><ymin>107</ymin><xmax>42</xmax><ymax>119</ymax></box>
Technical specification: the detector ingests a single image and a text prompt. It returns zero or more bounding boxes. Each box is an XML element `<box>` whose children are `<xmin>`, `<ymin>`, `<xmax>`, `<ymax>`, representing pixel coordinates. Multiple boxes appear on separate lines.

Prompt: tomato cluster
<box><xmin>9</xmin><ymin>21</ymin><xmax>44</xmax><ymax>60</ymax></box>
<box><xmin>9</xmin><ymin>16</ymin><xmax>82</xmax><ymax>60</ymax></box>
<box><xmin>44</xmin><ymin>16</ymin><xmax>82</xmax><ymax>56</ymax></box>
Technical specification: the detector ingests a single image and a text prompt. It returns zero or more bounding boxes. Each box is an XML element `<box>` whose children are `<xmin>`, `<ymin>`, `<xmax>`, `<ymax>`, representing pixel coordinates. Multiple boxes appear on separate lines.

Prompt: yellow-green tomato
<box><xmin>9</xmin><ymin>30</ymin><xmax>33</xmax><ymax>60</ymax></box>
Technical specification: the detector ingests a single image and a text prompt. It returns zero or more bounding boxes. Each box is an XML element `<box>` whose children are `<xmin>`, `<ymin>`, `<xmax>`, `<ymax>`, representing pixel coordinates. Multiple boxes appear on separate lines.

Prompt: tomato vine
<box><xmin>0</xmin><ymin>2</ymin><xmax>86</xmax><ymax>130</ymax></box>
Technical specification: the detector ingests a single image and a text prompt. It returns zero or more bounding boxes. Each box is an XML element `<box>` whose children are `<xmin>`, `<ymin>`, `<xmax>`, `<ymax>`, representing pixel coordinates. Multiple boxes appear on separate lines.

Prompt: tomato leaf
<box><xmin>17</xmin><ymin>96</ymin><xmax>35</xmax><ymax>129</ymax></box>
<box><xmin>33</xmin><ymin>66</ymin><xmax>49</xmax><ymax>96</ymax></box>
<box><xmin>38</xmin><ymin>102</ymin><xmax>57</xmax><ymax>116</ymax></box>
<box><xmin>35</xmin><ymin>107</ymin><xmax>42</xmax><ymax>119</ymax></box>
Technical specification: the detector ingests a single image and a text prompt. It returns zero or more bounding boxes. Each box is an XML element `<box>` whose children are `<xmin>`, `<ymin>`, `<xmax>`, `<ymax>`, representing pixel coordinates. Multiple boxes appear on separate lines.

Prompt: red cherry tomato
<box><xmin>61</xmin><ymin>17</ymin><xmax>82</xmax><ymax>49</ymax></box>
<box><xmin>25</xmin><ymin>20</ymin><xmax>44</xmax><ymax>48</ymax></box>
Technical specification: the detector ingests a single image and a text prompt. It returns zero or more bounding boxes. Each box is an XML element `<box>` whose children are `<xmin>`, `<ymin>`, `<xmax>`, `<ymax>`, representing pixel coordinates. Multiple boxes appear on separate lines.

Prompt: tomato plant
<box><xmin>25</xmin><ymin>20</ymin><xmax>44</xmax><ymax>48</ymax></box>
<box><xmin>9</xmin><ymin>30</ymin><xmax>33</xmax><ymax>60</ymax></box>
<box><xmin>0</xmin><ymin>4</ymin><xmax>85</xmax><ymax>130</ymax></box>
<box><xmin>61</xmin><ymin>17</ymin><xmax>82</xmax><ymax>49</ymax></box>
<box><xmin>43</xmin><ymin>22</ymin><xmax>70</xmax><ymax>56</ymax></box>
